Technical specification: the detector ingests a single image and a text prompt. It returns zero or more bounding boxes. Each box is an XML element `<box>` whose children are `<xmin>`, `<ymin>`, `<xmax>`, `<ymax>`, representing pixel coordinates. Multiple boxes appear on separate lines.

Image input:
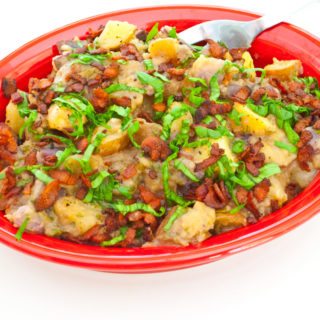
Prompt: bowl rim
<box><xmin>0</xmin><ymin>4</ymin><xmax>319</xmax><ymax>273</ymax></box>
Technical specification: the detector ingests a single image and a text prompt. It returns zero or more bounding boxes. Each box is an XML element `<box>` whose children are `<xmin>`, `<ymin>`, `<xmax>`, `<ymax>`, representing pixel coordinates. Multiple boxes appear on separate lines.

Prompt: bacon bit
<box><xmin>236</xmin><ymin>187</ymin><xmax>248</xmax><ymax>204</ymax></box>
<box><xmin>111</xmin><ymin>96</ymin><xmax>131</xmax><ymax>107</ymax></box>
<box><xmin>0</xmin><ymin>146</ymin><xmax>16</xmax><ymax>165</ymax></box>
<box><xmin>28</xmin><ymin>78</ymin><xmax>52</xmax><ymax>92</ymax></box>
<box><xmin>65</xmin><ymin>82</ymin><xmax>84</xmax><ymax>93</ymax></box>
<box><xmin>167</xmin><ymin>68</ymin><xmax>186</xmax><ymax>76</ymax></box>
<box><xmin>122</xmin><ymin>163</ymin><xmax>138</xmax><ymax>180</ymax></box>
<box><xmin>1</xmin><ymin>167</ymin><xmax>16</xmax><ymax>195</ymax></box>
<box><xmin>120</xmin><ymin>43</ymin><xmax>142</xmax><ymax>61</ymax></box>
<box><xmin>294</xmin><ymin>116</ymin><xmax>311</xmax><ymax>133</ymax></box>
<box><xmin>86</xmin><ymin>25</ymin><xmax>104</xmax><ymax>41</ymax></box>
<box><xmin>103</xmin><ymin>64</ymin><xmax>119</xmax><ymax>79</ymax></box>
<box><xmin>22</xmin><ymin>181</ymin><xmax>34</xmax><ymax>196</ymax></box>
<box><xmin>11</xmin><ymin>92</ymin><xmax>24</xmax><ymax>104</ymax></box>
<box><xmin>0</xmin><ymin>123</ymin><xmax>17</xmax><ymax>153</ymax></box>
<box><xmin>136</xmin><ymin>111</ymin><xmax>153</xmax><ymax>123</ymax></box>
<box><xmin>87</xmin><ymin>79</ymin><xmax>100</xmax><ymax>87</ymax></box>
<box><xmin>121</xmin><ymin>227</ymin><xmax>136</xmax><ymax>247</ymax></box>
<box><xmin>270</xmin><ymin>200</ymin><xmax>280</xmax><ymax>212</ymax></box>
<box><xmin>37</xmin><ymin>102</ymin><xmax>47</xmax><ymax>114</ymax></box>
<box><xmin>268</xmin><ymin>77</ymin><xmax>287</xmax><ymax>94</ymax></box>
<box><xmin>5</xmin><ymin>186</ymin><xmax>22</xmax><ymax>199</ymax></box>
<box><xmin>246</xmin><ymin>191</ymin><xmax>260</xmax><ymax>220</ymax></box>
<box><xmin>313</xmin><ymin>119</ymin><xmax>320</xmax><ymax>130</ymax></box>
<box><xmin>76</xmin><ymin>137</ymin><xmax>88</xmax><ymax>153</ymax></box>
<box><xmin>152</xmin><ymin>102</ymin><xmax>167</xmax><ymax>112</ymax></box>
<box><xmin>49</xmin><ymin>170</ymin><xmax>78</xmax><ymax>185</ymax></box>
<box><xmin>297</xmin><ymin>143</ymin><xmax>314</xmax><ymax>171</ymax></box>
<box><xmin>34</xmin><ymin>180</ymin><xmax>60</xmax><ymax>211</ymax></box>
<box><xmin>80</xmin><ymin>174</ymin><xmax>92</xmax><ymax>188</ymax></box>
<box><xmin>2</xmin><ymin>78</ymin><xmax>17</xmax><ymax>98</ymax></box>
<box><xmin>158</xmin><ymin>62</ymin><xmax>174</xmax><ymax>73</ymax></box>
<box><xmin>76</xmin><ymin>186</ymin><xmax>88</xmax><ymax>200</ymax></box>
<box><xmin>251</xmin><ymin>86</ymin><xmax>279</xmax><ymax>102</ymax></box>
<box><xmin>141</xmin><ymin>136</ymin><xmax>171</xmax><ymax>161</ymax></box>
<box><xmin>127</xmin><ymin>211</ymin><xmax>144</xmax><ymax>222</ymax></box>
<box><xmin>285</xmin><ymin>183</ymin><xmax>301</xmax><ymax>201</ymax></box>
<box><xmin>136</xmin><ymin>30</ymin><xmax>147</xmax><ymax>41</ymax></box>
<box><xmin>43</xmin><ymin>154</ymin><xmax>57</xmax><ymax>167</ymax></box>
<box><xmin>240</xmin><ymin>140</ymin><xmax>265</xmax><ymax>176</ymax></box>
<box><xmin>81</xmin><ymin>225</ymin><xmax>103</xmax><ymax>241</ymax></box>
<box><xmin>90</xmin><ymin>61</ymin><xmax>105</xmax><ymax>71</ymax></box>
<box><xmin>91</xmin><ymin>87</ymin><xmax>109</xmax><ymax>112</ymax></box>
<box><xmin>148</xmin><ymin>169</ymin><xmax>158</xmax><ymax>179</ymax></box>
<box><xmin>207</xmin><ymin>39</ymin><xmax>227</xmax><ymax>59</ymax></box>
<box><xmin>195</xmin><ymin>143</ymin><xmax>224</xmax><ymax>171</ymax></box>
<box><xmin>68</xmin><ymin>73</ymin><xmax>87</xmax><ymax>85</ymax></box>
<box><xmin>143</xmin><ymin>214</ymin><xmax>157</xmax><ymax>230</ymax></box>
<box><xmin>253</xmin><ymin>179</ymin><xmax>271</xmax><ymax>202</ymax></box>
<box><xmin>229</xmin><ymin>48</ymin><xmax>246</xmax><ymax>60</ymax></box>
<box><xmin>297</xmin><ymin>130</ymin><xmax>313</xmax><ymax>148</ymax></box>
<box><xmin>25</xmin><ymin>150</ymin><xmax>38</xmax><ymax>166</ymax></box>
<box><xmin>227</xmin><ymin>85</ymin><xmax>251</xmax><ymax>103</ymax></box>
<box><xmin>139</xmin><ymin>185</ymin><xmax>162</xmax><ymax>210</ymax></box>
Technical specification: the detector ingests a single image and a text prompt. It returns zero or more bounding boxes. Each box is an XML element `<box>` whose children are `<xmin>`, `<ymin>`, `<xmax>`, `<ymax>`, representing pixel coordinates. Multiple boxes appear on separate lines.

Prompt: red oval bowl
<box><xmin>1</xmin><ymin>5</ymin><xmax>320</xmax><ymax>273</ymax></box>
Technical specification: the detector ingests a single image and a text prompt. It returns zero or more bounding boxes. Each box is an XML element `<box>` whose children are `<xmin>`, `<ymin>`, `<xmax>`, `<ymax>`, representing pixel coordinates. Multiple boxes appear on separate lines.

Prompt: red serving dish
<box><xmin>0</xmin><ymin>5</ymin><xmax>319</xmax><ymax>273</ymax></box>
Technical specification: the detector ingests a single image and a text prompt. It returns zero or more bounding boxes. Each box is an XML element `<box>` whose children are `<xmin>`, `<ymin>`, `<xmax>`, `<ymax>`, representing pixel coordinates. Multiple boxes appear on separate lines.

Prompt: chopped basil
<box><xmin>184</xmin><ymin>139</ymin><xmax>210</xmax><ymax>148</ymax></box>
<box><xmin>117</xmin><ymin>59</ymin><xmax>128</xmax><ymax>65</ymax></box>
<box><xmin>105</xmin><ymin>83</ymin><xmax>145</xmax><ymax>94</ymax></box>
<box><xmin>15</xmin><ymin>217</ymin><xmax>29</xmax><ymax>241</ymax></box>
<box><xmin>100</xmin><ymin>226</ymin><xmax>128</xmax><ymax>247</ymax></box>
<box><xmin>246</xmin><ymin>99</ymin><xmax>268</xmax><ymax>117</ymax></box>
<box><xmin>229</xmin><ymin>204</ymin><xmax>245</xmax><ymax>214</ymax></box>
<box><xmin>174</xmin><ymin>159</ymin><xmax>199</xmax><ymax>182</ymax></box>
<box><xmin>188</xmin><ymin>87</ymin><xmax>205</xmax><ymax>106</ymax></box>
<box><xmin>110</xmin><ymin>202</ymin><xmax>165</xmax><ymax>217</ymax></box>
<box><xmin>195</xmin><ymin>125</ymin><xmax>233</xmax><ymax>139</ymax></box>
<box><xmin>167</xmin><ymin>95</ymin><xmax>175</xmax><ymax>107</ymax></box>
<box><xmin>137</xmin><ymin>72</ymin><xmax>164</xmax><ymax>103</ymax></box>
<box><xmin>16</xmin><ymin>91</ymin><xmax>30</xmax><ymax>117</ymax></box>
<box><xmin>164</xmin><ymin>206</ymin><xmax>186</xmax><ymax>232</ymax></box>
<box><xmin>202</xmin><ymin>115</ymin><xmax>214</xmax><ymax>125</ymax></box>
<box><xmin>0</xmin><ymin>172</ymin><xmax>5</xmax><ymax>180</ymax></box>
<box><xmin>209</xmin><ymin>74</ymin><xmax>220</xmax><ymax>101</ymax></box>
<box><xmin>232</xmin><ymin>140</ymin><xmax>246</xmax><ymax>154</ymax></box>
<box><xmin>30</xmin><ymin>169</ymin><xmax>54</xmax><ymax>184</ymax></box>
<box><xmin>146</xmin><ymin>22</ymin><xmax>159</xmax><ymax>42</ymax></box>
<box><xmin>154</xmin><ymin>72</ymin><xmax>170</xmax><ymax>82</ymax></box>
<box><xmin>284</xmin><ymin>121</ymin><xmax>300</xmax><ymax>145</ymax></box>
<box><xmin>69</xmin><ymin>53</ymin><xmax>110</xmax><ymax>65</ymax></box>
<box><xmin>228</xmin><ymin>108</ymin><xmax>242</xmax><ymax>125</ymax></box>
<box><xmin>16</xmin><ymin>177</ymin><xmax>33</xmax><ymax>187</ymax></box>
<box><xmin>19</xmin><ymin>110</ymin><xmax>37</xmax><ymax>139</ymax></box>
<box><xmin>187</xmin><ymin>76</ymin><xmax>208</xmax><ymax>87</ymax></box>
<box><xmin>143</xmin><ymin>59</ymin><xmax>154</xmax><ymax>70</ymax></box>
<box><xmin>191</xmin><ymin>45</ymin><xmax>204</xmax><ymax>51</ymax></box>
<box><xmin>127</xmin><ymin>120</ymin><xmax>140</xmax><ymax>148</ymax></box>
<box><xmin>168</xmin><ymin>27</ymin><xmax>177</xmax><ymax>38</ymax></box>
<box><xmin>274</xmin><ymin>140</ymin><xmax>297</xmax><ymax>153</ymax></box>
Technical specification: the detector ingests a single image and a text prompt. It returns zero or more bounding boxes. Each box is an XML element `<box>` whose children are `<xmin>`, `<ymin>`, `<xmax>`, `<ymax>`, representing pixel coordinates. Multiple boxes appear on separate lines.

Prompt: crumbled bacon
<box><xmin>122</xmin><ymin>163</ymin><xmax>138</xmax><ymax>180</ymax></box>
<box><xmin>136</xmin><ymin>30</ymin><xmax>147</xmax><ymax>41</ymax></box>
<box><xmin>28</xmin><ymin>78</ymin><xmax>52</xmax><ymax>92</ymax></box>
<box><xmin>103</xmin><ymin>64</ymin><xmax>120</xmax><ymax>79</ymax></box>
<box><xmin>152</xmin><ymin>102</ymin><xmax>167</xmax><ymax>112</ymax></box>
<box><xmin>141</xmin><ymin>136</ymin><xmax>171</xmax><ymax>161</ymax></box>
<box><xmin>251</xmin><ymin>86</ymin><xmax>279</xmax><ymax>102</ymax></box>
<box><xmin>1</xmin><ymin>167</ymin><xmax>16</xmax><ymax>195</ymax></box>
<box><xmin>297</xmin><ymin>130</ymin><xmax>312</xmax><ymax>148</ymax></box>
<box><xmin>297</xmin><ymin>143</ymin><xmax>314</xmax><ymax>171</ymax></box>
<box><xmin>139</xmin><ymin>185</ymin><xmax>162</xmax><ymax>210</ymax></box>
<box><xmin>0</xmin><ymin>123</ymin><xmax>17</xmax><ymax>153</ymax></box>
<box><xmin>11</xmin><ymin>92</ymin><xmax>24</xmax><ymax>104</ymax></box>
<box><xmin>0</xmin><ymin>146</ymin><xmax>16</xmax><ymax>167</ymax></box>
<box><xmin>25</xmin><ymin>150</ymin><xmax>38</xmax><ymax>166</ymax></box>
<box><xmin>167</xmin><ymin>68</ymin><xmax>186</xmax><ymax>77</ymax></box>
<box><xmin>49</xmin><ymin>170</ymin><xmax>78</xmax><ymax>185</ymax></box>
<box><xmin>253</xmin><ymin>179</ymin><xmax>271</xmax><ymax>202</ymax></box>
<box><xmin>34</xmin><ymin>180</ymin><xmax>61</xmax><ymax>211</ymax></box>
<box><xmin>239</xmin><ymin>139</ymin><xmax>265</xmax><ymax>176</ymax></box>
<box><xmin>111</xmin><ymin>96</ymin><xmax>131</xmax><ymax>107</ymax></box>
<box><xmin>43</xmin><ymin>154</ymin><xmax>57</xmax><ymax>167</ymax></box>
<box><xmin>285</xmin><ymin>183</ymin><xmax>301</xmax><ymax>201</ymax></box>
<box><xmin>294</xmin><ymin>116</ymin><xmax>311</xmax><ymax>133</ymax></box>
<box><xmin>1</xmin><ymin>78</ymin><xmax>17</xmax><ymax>98</ymax></box>
<box><xmin>195</xmin><ymin>102</ymin><xmax>232</xmax><ymax>123</ymax></box>
<box><xmin>76</xmin><ymin>186</ymin><xmax>88</xmax><ymax>200</ymax></box>
<box><xmin>206</xmin><ymin>39</ymin><xmax>227</xmax><ymax>59</ymax></box>
<box><xmin>120</xmin><ymin>43</ymin><xmax>142</xmax><ymax>61</ymax></box>
<box><xmin>195</xmin><ymin>143</ymin><xmax>224</xmax><ymax>171</ymax></box>
<box><xmin>229</xmin><ymin>48</ymin><xmax>246</xmax><ymax>60</ymax></box>
<box><xmin>313</xmin><ymin>119</ymin><xmax>320</xmax><ymax>130</ymax></box>
<box><xmin>76</xmin><ymin>137</ymin><xmax>88</xmax><ymax>153</ymax></box>
<box><xmin>65</xmin><ymin>82</ymin><xmax>84</xmax><ymax>93</ymax></box>
<box><xmin>245</xmin><ymin>191</ymin><xmax>260</xmax><ymax>220</ymax></box>
<box><xmin>227</xmin><ymin>85</ymin><xmax>251</xmax><ymax>103</ymax></box>
<box><xmin>90</xmin><ymin>87</ymin><xmax>109</xmax><ymax>112</ymax></box>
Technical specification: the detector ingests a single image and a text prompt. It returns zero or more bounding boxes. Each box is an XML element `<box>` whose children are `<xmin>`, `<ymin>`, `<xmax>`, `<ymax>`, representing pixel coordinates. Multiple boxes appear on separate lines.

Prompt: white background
<box><xmin>0</xmin><ymin>1</ymin><xmax>320</xmax><ymax>319</ymax></box>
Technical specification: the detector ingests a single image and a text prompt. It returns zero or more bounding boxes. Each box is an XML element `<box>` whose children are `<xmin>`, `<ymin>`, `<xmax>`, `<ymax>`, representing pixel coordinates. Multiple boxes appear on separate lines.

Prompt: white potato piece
<box><xmin>53</xmin><ymin>196</ymin><xmax>104</xmax><ymax>237</ymax></box>
<box><xmin>97</xmin><ymin>20</ymin><xmax>136</xmax><ymax>50</ymax></box>
<box><xmin>169</xmin><ymin>102</ymin><xmax>193</xmax><ymax>140</ymax></box>
<box><xmin>150</xmin><ymin>201</ymin><xmax>216</xmax><ymax>246</ymax></box>
<box><xmin>189</xmin><ymin>55</ymin><xmax>225</xmax><ymax>82</ymax></box>
<box><xmin>264</xmin><ymin>58</ymin><xmax>302</xmax><ymax>81</ymax></box>
<box><xmin>5</xmin><ymin>101</ymin><xmax>24</xmax><ymax>134</ymax></box>
<box><xmin>93</xmin><ymin>119</ymin><xmax>129</xmax><ymax>156</ymax></box>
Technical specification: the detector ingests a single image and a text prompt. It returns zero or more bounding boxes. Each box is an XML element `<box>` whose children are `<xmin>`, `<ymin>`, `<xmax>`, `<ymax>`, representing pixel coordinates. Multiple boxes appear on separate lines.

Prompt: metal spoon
<box><xmin>178</xmin><ymin>0</ymin><xmax>319</xmax><ymax>48</ymax></box>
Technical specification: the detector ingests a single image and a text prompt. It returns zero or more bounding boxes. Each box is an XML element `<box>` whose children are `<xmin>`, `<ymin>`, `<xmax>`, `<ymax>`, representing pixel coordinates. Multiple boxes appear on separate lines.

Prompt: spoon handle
<box><xmin>253</xmin><ymin>0</ymin><xmax>319</xmax><ymax>33</ymax></box>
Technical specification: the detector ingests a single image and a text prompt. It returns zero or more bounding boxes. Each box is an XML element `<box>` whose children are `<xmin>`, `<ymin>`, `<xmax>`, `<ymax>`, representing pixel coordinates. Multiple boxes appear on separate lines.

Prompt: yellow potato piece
<box><xmin>5</xmin><ymin>101</ymin><xmax>24</xmax><ymax>134</ymax></box>
<box><xmin>214</xmin><ymin>211</ymin><xmax>247</xmax><ymax>234</ymax></box>
<box><xmin>264</xmin><ymin>58</ymin><xmax>302</xmax><ymax>81</ymax></box>
<box><xmin>149</xmin><ymin>38</ymin><xmax>179</xmax><ymax>62</ymax></box>
<box><xmin>232</xmin><ymin>102</ymin><xmax>277</xmax><ymax>136</ymax></box>
<box><xmin>97</xmin><ymin>20</ymin><xmax>136</xmax><ymax>50</ymax></box>
<box><xmin>53</xmin><ymin>196</ymin><xmax>104</xmax><ymax>237</ymax></box>
<box><xmin>93</xmin><ymin>119</ymin><xmax>129</xmax><ymax>156</ymax></box>
<box><xmin>242</xmin><ymin>51</ymin><xmax>255</xmax><ymax>80</ymax></box>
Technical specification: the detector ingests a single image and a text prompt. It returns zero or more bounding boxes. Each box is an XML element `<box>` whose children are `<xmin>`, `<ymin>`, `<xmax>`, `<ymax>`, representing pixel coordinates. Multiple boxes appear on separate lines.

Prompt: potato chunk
<box><xmin>214</xmin><ymin>211</ymin><xmax>247</xmax><ymax>234</ymax></box>
<box><xmin>264</xmin><ymin>58</ymin><xmax>302</xmax><ymax>81</ymax></box>
<box><xmin>53</xmin><ymin>196</ymin><xmax>104</xmax><ymax>237</ymax></box>
<box><xmin>149</xmin><ymin>38</ymin><xmax>179</xmax><ymax>63</ymax></box>
<box><xmin>5</xmin><ymin>101</ymin><xmax>24</xmax><ymax>134</ymax></box>
<box><xmin>97</xmin><ymin>20</ymin><xmax>136</xmax><ymax>50</ymax></box>
<box><xmin>93</xmin><ymin>118</ymin><xmax>129</xmax><ymax>156</ymax></box>
<box><xmin>232</xmin><ymin>102</ymin><xmax>277</xmax><ymax>136</ymax></box>
<box><xmin>150</xmin><ymin>201</ymin><xmax>216</xmax><ymax>246</ymax></box>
